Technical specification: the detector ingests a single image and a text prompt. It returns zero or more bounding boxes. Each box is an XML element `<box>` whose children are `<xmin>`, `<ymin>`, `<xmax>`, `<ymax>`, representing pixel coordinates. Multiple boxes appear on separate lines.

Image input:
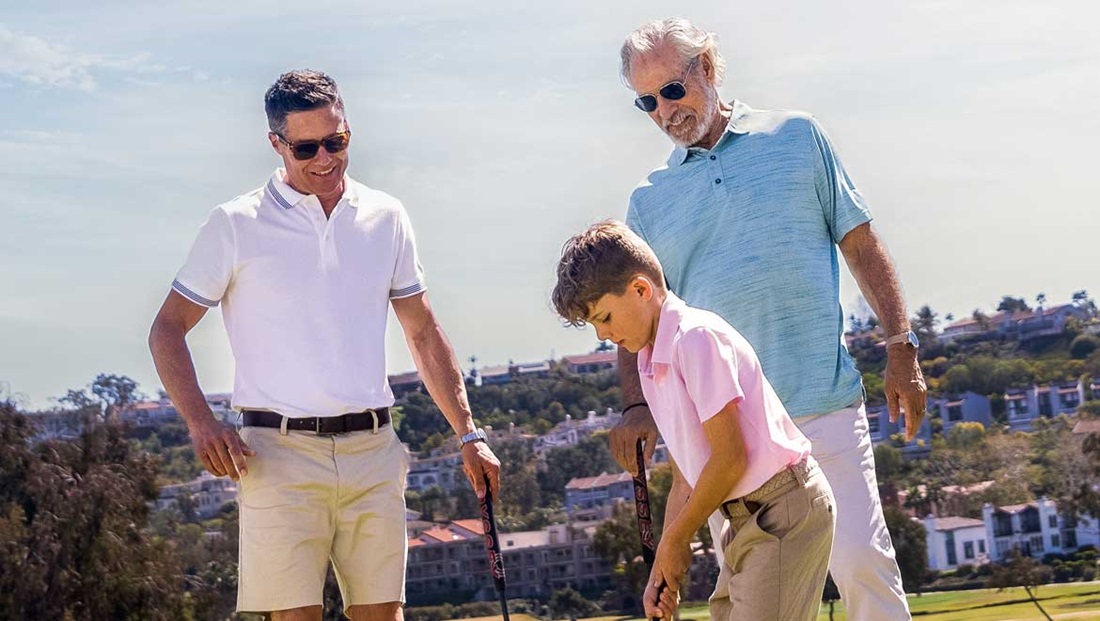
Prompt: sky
<box><xmin>2</xmin><ymin>0</ymin><xmax>1098</xmax><ymax>408</ymax></box>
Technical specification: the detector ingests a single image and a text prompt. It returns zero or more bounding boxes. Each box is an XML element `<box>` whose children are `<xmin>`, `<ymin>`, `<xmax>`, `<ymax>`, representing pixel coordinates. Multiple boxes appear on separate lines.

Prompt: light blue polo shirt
<box><xmin>626</xmin><ymin>102</ymin><xmax>870</xmax><ymax>417</ymax></box>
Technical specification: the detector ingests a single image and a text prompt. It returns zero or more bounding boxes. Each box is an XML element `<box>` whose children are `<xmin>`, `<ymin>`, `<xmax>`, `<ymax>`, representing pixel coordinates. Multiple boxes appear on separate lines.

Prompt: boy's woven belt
<box><xmin>720</xmin><ymin>456</ymin><xmax>814</xmax><ymax>519</ymax></box>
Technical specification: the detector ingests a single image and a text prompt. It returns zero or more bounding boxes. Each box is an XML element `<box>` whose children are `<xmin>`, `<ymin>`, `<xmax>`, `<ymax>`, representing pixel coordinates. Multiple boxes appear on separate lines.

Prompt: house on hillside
<box><xmin>155</xmin><ymin>471</ymin><xmax>237</xmax><ymax>519</ymax></box>
<box><xmin>924</xmin><ymin>515</ymin><xmax>989</xmax><ymax>571</ymax></box>
<box><xmin>562</xmin><ymin>351</ymin><xmax>618</xmax><ymax>375</ymax></box>
<box><xmin>1005</xmin><ymin>380</ymin><xmax>1086</xmax><ymax>432</ymax></box>
<box><xmin>983</xmin><ymin>498</ymin><xmax>1100</xmax><ymax>561</ymax></box>
<box><xmin>405</xmin><ymin>520</ymin><xmax>613</xmax><ymax>602</ymax></box>
<box><xmin>933</xmin><ymin>392</ymin><xmax>993</xmax><ymax>433</ymax></box>
<box><xmin>388</xmin><ymin>370</ymin><xmax>423</xmax><ymax>398</ymax></box>
<box><xmin>940</xmin><ymin>304</ymin><xmax>1088</xmax><ymax>343</ymax></box>
<box><xmin>565</xmin><ymin>471</ymin><xmax>634</xmax><ymax>520</ymax></box>
<box><xmin>867</xmin><ymin>403</ymin><xmax>932</xmax><ymax>457</ymax></box>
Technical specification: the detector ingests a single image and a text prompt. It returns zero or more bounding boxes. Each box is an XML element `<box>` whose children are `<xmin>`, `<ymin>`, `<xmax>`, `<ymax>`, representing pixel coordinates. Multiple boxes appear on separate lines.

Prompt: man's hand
<box><xmin>189</xmin><ymin>415</ymin><xmax>255</xmax><ymax>481</ymax></box>
<box><xmin>885</xmin><ymin>346</ymin><xmax>927</xmax><ymax>441</ymax></box>
<box><xmin>461</xmin><ymin>441</ymin><xmax>501</xmax><ymax>500</ymax></box>
<box><xmin>646</xmin><ymin>537</ymin><xmax>690</xmax><ymax>618</ymax></box>
<box><xmin>610</xmin><ymin>405</ymin><xmax>659</xmax><ymax>476</ymax></box>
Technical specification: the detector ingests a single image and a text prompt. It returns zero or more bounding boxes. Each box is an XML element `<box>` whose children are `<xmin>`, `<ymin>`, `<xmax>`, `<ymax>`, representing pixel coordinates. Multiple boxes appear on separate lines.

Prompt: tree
<box><xmin>1072</xmin><ymin>290</ymin><xmax>1098</xmax><ymax>318</ymax></box>
<box><xmin>882</xmin><ymin>504</ymin><xmax>927</xmax><ymax>594</ymax></box>
<box><xmin>912</xmin><ymin>305</ymin><xmax>940</xmax><ymax>344</ymax></box>
<box><xmin>1070</xmin><ymin>335</ymin><xmax>1100</xmax><ymax>360</ymax></box>
<box><xmin>593</xmin><ymin>502</ymin><xmax>650</xmax><ymax>613</ymax></box>
<box><xmin>1036</xmin><ymin>292</ymin><xmax>1047</xmax><ymax>309</ymax></box>
<box><xmin>972</xmin><ymin>309</ymin><xmax>993</xmax><ymax>332</ymax></box>
<box><xmin>988</xmin><ymin>550</ymin><xmax>1054</xmax><ymax>621</ymax></box>
<box><xmin>821</xmin><ymin>573</ymin><xmax>841</xmax><ymax>621</ymax></box>
<box><xmin>874</xmin><ymin>443</ymin><xmax>903</xmax><ymax>481</ymax></box>
<box><xmin>997</xmin><ymin>296</ymin><xmax>1031</xmax><ymax>314</ymax></box>
<box><xmin>90</xmin><ymin>373</ymin><xmax>143</xmax><ymax>417</ymax></box>
<box><xmin>548</xmin><ymin>586</ymin><xmax>597</xmax><ymax>620</ymax></box>
<box><xmin>0</xmin><ymin>401</ymin><xmax>187</xmax><ymax>620</ymax></box>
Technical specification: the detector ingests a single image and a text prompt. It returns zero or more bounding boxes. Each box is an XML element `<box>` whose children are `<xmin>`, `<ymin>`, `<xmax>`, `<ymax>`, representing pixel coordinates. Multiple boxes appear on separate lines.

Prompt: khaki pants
<box><xmin>709</xmin><ymin>459</ymin><xmax>835</xmax><ymax>621</ymax></box>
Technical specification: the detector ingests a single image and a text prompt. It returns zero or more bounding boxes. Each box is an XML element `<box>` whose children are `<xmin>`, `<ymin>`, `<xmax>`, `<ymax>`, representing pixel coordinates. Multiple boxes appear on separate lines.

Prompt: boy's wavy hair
<box><xmin>551</xmin><ymin>220</ymin><xmax>664</xmax><ymax>327</ymax></box>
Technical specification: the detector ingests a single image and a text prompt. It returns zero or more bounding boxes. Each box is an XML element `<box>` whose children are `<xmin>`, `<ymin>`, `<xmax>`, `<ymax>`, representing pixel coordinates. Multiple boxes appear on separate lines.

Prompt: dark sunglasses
<box><xmin>633</xmin><ymin>57</ymin><xmax>699</xmax><ymax>112</ymax></box>
<box><xmin>276</xmin><ymin>130</ymin><xmax>351</xmax><ymax>161</ymax></box>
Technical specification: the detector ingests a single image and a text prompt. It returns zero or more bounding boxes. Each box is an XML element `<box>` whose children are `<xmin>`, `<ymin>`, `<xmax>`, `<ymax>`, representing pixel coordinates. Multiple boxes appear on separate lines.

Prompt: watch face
<box><xmin>908</xmin><ymin>332</ymin><xmax>920</xmax><ymax>347</ymax></box>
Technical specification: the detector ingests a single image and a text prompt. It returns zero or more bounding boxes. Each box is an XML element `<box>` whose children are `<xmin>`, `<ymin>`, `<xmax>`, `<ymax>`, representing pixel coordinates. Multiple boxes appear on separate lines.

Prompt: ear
<box><xmin>700</xmin><ymin>53</ymin><xmax>717</xmax><ymax>85</ymax></box>
<box><xmin>267</xmin><ymin>132</ymin><xmax>282</xmax><ymax>154</ymax></box>
<box><xmin>632</xmin><ymin>275</ymin><xmax>655</xmax><ymax>301</ymax></box>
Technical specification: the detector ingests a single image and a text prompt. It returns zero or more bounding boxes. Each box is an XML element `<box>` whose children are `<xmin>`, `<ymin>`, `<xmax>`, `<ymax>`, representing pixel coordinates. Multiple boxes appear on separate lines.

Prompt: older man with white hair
<box><xmin>608</xmin><ymin>17</ymin><xmax>926</xmax><ymax>621</ymax></box>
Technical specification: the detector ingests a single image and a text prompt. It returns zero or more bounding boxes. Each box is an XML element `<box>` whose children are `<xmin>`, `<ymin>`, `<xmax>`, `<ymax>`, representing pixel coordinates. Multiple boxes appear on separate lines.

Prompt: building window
<box><xmin>964</xmin><ymin>541</ymin><xmax>974</xmax><ymax>560</ymax></box>
<box><xmin>1051</xmin><ymin>534</ymin><xmax>1060</xmax><ymax>548</ymax></box>
<box><xmin>948</xmin><ymin>406</ymin><xmax>963</xmax><ymax>422</ymax></box>
<box><xmin>979</xmin><ymin>540</ymin><xmax>986</xmax><ymax>554</ymax></box>
<box><xmin>1049</xmin><ymin>515</ymin><xmax>1058</xmax><ymax>528</ymax></box>
<box><xmin>868</xmin><ymin>415</ymin><xmax>880</xmax><ymax>435</ymax></box>
<box><xmin>1030</xmin><ymin>535</ymin><xmax>1045</xmax><ymax>554</ymax></box>
<box><xmin>945</xmin><ymin>531</ymin><xmax>957</xmax><ymax>566</ymax></box>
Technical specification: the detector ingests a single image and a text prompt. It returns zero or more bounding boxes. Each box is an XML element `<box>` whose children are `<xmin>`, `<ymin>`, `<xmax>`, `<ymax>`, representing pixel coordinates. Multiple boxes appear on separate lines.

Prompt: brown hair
<box><xmin>264</xmin><ymin>69</ymin><xmax>345</xmax><ymax>136</ymax></box>
<box><xmin>551</xmin><ymin>220</ymin><xmax>664</xmax><ymax>327</ymax></box>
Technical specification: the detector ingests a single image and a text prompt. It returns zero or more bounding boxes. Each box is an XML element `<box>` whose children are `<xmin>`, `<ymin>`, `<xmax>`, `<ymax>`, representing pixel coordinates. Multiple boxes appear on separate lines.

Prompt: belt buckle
<box><xmin>315</xmin><ymin>417</ymin><xmax>340</xmax><ymax>435</ymax></box>
<box><xmin>368</xmin><ymin>409</ymin><xmax>380</xmax><ymax>434</ymax></box>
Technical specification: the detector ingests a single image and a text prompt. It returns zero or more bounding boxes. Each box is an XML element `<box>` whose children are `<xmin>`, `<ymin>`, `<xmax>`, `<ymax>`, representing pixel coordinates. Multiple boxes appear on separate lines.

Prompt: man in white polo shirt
<box><xmin>149</xmin><ymin>69</ymin><xmax>501</xmax><ymax>621</ymax></box>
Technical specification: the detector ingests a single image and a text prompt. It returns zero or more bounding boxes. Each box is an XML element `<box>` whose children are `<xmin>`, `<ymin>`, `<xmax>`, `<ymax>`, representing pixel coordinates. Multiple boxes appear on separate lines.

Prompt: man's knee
<box><xmin>347</xmin><ymin>601</ymin><xmax>403</xmax><ymax>621</ymax></box>
<box><xmin>270</xmin><ymin>605</ymin><xmax>323</xmax><ymax>621</ymax></box>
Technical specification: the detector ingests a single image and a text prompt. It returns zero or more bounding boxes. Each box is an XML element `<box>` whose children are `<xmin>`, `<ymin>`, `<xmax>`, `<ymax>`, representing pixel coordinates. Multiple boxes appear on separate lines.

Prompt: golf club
<box><xmin>633</xmin><ymin>439</ymin><xmax>665</xmax><ymax>621</ymax></box>
<box><xmin>479</xmin><ymin>475</ymin><xmax>511</xmax><ymax>621</ymax></box>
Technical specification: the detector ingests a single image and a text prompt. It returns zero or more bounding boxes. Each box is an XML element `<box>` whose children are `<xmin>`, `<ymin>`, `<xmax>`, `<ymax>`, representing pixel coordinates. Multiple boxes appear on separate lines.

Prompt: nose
<box><xmin>594</xmin><ymin>325</ymin><xmax>611</xmax><ymax>342</ymax></box>
<box><xmin>313</xmin><ymin>144</ymin><xmax>335</xmax><ymax>166</ymax></box>
<box><xmin>655</xmin><ymin>95</ymin><xmax>678</xmax><ymax>122</ymax></box>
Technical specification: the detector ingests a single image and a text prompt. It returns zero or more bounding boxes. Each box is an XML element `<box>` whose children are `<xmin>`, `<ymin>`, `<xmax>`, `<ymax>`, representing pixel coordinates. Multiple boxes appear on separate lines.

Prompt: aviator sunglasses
<box><xmin>275</xmin><ymin>129</ymin><xmax>351</xmax><ymax>160</ymax></box>
<box><xmin>633</xmin><ymin>57</ymin><xmax>699</xmax><ymax>112</ymax></box>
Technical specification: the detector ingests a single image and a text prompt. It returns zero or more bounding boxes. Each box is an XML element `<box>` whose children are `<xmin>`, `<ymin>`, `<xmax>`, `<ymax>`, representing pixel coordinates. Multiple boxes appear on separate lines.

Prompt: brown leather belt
<box><xmin>720</xmin><ymin>457</ymin><xmax>814</xmax><ymax>519</ymax></box>
<box><xmin>241</xmin><ymin>408</ymin><xmax>390</xmax><ymax>435</ymax></box>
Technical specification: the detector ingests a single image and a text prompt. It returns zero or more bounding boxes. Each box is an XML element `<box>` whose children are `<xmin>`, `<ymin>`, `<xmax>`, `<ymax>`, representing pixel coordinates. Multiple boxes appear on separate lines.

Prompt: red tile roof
<box><xmin>563</xmin><ymin>351</ymin><xmax>618</xmax><ymax>366</ymax></box>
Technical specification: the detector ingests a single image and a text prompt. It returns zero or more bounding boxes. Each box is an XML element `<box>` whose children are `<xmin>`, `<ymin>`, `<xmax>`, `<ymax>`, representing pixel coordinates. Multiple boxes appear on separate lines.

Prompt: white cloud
<box><xmin>0</xmin><ymin>24</ymin><xmax>168</xmax><ymax>91</ymax></box>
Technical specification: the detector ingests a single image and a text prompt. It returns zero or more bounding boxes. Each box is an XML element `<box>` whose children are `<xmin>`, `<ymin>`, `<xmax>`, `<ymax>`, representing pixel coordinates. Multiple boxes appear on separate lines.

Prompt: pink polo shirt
<box><xmin>638</xmin><ymin>293</ymin><xmax>811</xmax><ymax>500</ymax></box>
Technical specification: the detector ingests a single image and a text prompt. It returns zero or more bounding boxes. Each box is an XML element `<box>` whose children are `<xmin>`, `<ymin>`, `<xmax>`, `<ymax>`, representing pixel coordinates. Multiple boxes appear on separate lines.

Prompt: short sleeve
<box><xmin>172</xmin><ymin>207</ymin><xmax>236</xmax><ymax>307</ymax></box>
<box><xmin>677</xmin><ymin>327</ymin><xmax>745</xmax><ymax>423</ymax></box>
<box><xmin>625</xmin><ymin>196</ymin><xmax>649</xmax><ymax>244</ymax></box>
<box><xmin>389</xmin><ymin>206</ymin><xmax>427</xmax><ymax>299</ymax></box>
<box><xmin>810</xmin><ymin>117</ymin><xmax>872</xmax><ymax>244</ymax></box>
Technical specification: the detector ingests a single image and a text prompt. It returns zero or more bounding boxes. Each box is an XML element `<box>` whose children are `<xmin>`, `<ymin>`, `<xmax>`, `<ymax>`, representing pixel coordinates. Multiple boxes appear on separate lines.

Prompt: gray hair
<box><xmin>619</xmin><ymin>18</ymin><xmax>726</xmax><ymax>89</ymax></box>
<box><xmin>264</xmin><ymin>69</ymin><xmax>345</xmax><ymax>136</ymax></box>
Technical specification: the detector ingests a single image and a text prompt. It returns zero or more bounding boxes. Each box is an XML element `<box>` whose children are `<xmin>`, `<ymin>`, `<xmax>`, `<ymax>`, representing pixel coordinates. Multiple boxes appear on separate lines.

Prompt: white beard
<box><xmin>666</xmin><ymin>91</ymin><xmax>720</xmax><ymax>148</ymax></box>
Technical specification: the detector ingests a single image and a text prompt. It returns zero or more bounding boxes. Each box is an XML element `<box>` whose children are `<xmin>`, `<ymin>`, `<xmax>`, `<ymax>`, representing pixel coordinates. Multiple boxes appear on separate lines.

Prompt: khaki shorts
<box><xmin>236</xmin><ymin>424</ymin><xmax>410</xmax><ymax>613</ymax></box>
<box><xmin>709</xmin><ymin>459</ymin><xmax>835</xmax><ymax>621</ymax></box>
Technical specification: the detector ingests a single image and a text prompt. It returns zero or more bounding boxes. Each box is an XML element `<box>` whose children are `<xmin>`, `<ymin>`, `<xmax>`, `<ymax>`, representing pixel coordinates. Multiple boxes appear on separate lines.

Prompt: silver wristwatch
<box><xmin>459</xmin><ymin>428</ymin><xmax>488</xmax><ymax>447</ymax></box>
<box><xmin>884</xmin><ymin>330</ymin><xmax>920</xmax><ymax>349</ymax></box>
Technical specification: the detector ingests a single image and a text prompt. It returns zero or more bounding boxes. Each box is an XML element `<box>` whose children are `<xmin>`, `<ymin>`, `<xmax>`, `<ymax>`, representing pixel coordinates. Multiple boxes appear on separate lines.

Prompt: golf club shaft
<box><xmin>633</xmin><ymin>440</ymin><xmax>664</xmax><ymax>621</ymax></box>
<box><xmin>479</xmin><ymin>475</ymin><xmax>510</xmax><ymax>621</ymax></box>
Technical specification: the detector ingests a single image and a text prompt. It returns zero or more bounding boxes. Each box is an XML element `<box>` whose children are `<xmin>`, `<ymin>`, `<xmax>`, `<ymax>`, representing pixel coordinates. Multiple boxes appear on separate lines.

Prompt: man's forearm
<box><xmin>149</xmin><ymin>324</ymin><xmax>216</xmax><ymax>427</ymax></box>
<box><xmin>619</xmin><ymin>347</ymin><xmax>645</xmax><ymax>405</ymax></box>
<box><xmin>406</xmin><ymin>323</ymin><xmax>477</xmax><ymax>437</ymax></box>
<box><xmin>843</xmin><ymin>225</ymin><xmax>910</xmax><ymax>337</ymax></box>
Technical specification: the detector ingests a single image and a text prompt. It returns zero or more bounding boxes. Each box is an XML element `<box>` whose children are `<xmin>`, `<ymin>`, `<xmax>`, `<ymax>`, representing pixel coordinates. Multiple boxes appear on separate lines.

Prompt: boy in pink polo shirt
<box><xmin>551</xmin><ymin>221</ymin><xmax>836</xmax><ymax>621</ymax></box>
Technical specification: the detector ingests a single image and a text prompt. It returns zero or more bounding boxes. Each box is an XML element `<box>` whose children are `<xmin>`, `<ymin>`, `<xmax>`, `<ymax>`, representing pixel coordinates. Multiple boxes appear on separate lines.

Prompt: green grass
<box><xmin>567</xmin><ymin>583</ymin><xmax>1100</xmax><ymax>621</ymax></box>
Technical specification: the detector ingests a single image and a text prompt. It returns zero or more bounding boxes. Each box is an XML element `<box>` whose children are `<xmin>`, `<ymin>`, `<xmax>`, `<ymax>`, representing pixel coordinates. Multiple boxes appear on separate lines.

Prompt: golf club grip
<box><xmin>479</xmin><ymin>476</ymin><xmax>507</xmax><ymax>593</ymax></box>
<box><xmin>632</xmin><ymin>439</ymin><xmax>656</xmax><ymax>567</ymax></box>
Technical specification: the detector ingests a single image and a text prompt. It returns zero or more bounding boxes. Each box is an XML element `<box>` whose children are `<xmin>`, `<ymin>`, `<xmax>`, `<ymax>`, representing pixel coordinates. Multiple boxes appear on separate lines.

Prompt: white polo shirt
<box><xmin>171</xmin><ymin>169</ymin><xmax>426</xmax><ymax>418</ymax></box>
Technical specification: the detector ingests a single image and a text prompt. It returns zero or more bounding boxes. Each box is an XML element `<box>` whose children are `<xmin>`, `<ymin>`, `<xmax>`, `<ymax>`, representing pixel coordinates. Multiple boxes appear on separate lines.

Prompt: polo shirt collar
<box><xmin>667</xmin><ymin>100</ymin><xmax>753</xmax><ymax>167</ymax></box>
<box><xmin>266</xmin><ymin>168</ymin><xmax>360</xmax><ymax>210</ymax></box>
<box><xmin>638</xmin><ymin>292</ymin><xmax>686</xmax><ymax>380</ymax></box>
